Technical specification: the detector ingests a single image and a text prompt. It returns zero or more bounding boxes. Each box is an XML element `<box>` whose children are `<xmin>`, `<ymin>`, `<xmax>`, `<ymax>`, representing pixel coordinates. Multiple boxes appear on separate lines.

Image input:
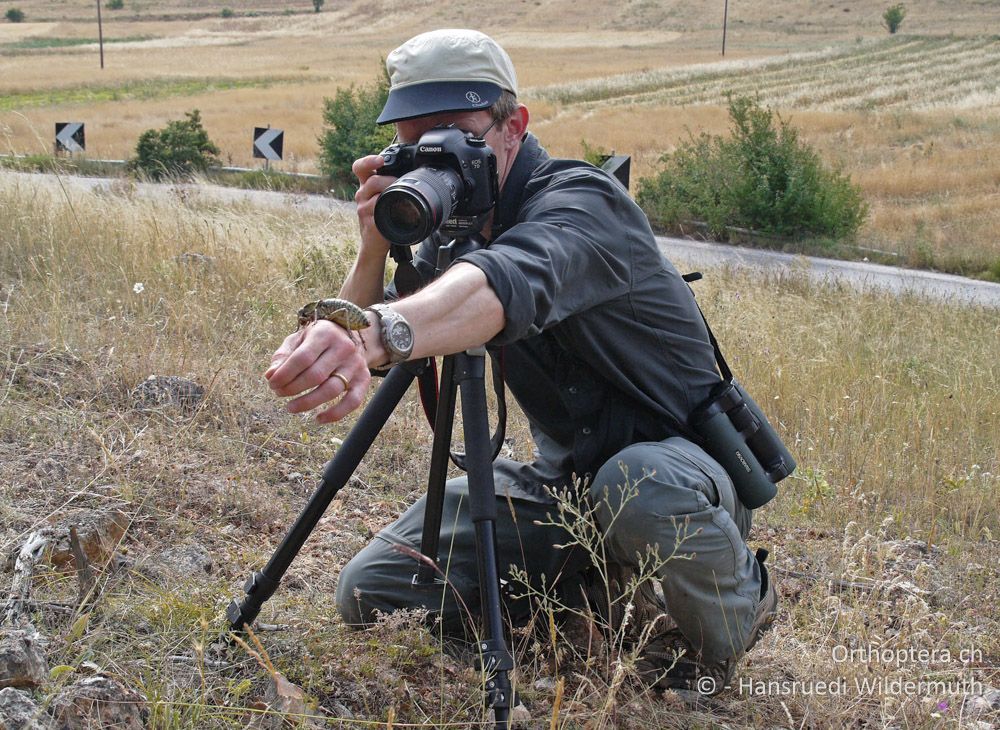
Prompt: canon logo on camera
<box><xmin>418</xmin><ymin>145</ymin><xmax>443</xmax><ymax>153</ymax></box>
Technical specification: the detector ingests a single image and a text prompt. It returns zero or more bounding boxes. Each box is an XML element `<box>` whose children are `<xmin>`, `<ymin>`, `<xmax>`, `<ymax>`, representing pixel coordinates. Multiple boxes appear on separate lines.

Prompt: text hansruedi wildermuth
<box><xmin>737</xmin><ymin>644</ymin><xmax>985</xmax><ymax>697</ymax></box>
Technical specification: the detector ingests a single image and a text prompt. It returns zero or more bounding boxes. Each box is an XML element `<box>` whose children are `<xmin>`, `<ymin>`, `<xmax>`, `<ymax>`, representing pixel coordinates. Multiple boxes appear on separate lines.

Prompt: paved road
<box><xmin>7</xmin><ymin>170</ymin><xmax>1000</xmax><ymax>308</ymax></box>
<box><xmin>658</xmin><ymin>237</ymin><xmax>1000</xmax><ymax>308</ymax></box>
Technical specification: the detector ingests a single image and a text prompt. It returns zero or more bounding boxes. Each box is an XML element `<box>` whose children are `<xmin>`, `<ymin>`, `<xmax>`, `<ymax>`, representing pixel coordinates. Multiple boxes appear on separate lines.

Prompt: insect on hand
<box><xmin>297</xmin><ymin>298</ymin><xmax>370</xmax><ymax>347</ymax></box>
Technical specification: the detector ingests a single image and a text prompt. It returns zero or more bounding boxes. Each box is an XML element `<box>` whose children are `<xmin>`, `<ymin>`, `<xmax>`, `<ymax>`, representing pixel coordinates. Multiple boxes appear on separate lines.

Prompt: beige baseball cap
<box><xmin>377</xmin><ymin>29</ymin><xmax>518</xmax><ymax>125</ymax></box>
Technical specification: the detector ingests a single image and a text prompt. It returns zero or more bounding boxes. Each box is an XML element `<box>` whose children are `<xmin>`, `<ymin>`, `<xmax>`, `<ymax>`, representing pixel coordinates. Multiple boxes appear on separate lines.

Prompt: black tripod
<box><xmin>226</xmin><ymin>236</ymin><xmax>516</xmax><ymax>728</ymax></box>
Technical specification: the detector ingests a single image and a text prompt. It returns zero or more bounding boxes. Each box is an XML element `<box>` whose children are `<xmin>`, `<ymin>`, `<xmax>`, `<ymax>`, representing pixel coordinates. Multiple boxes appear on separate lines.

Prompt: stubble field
<box><xmin>4</xmin><ymin>0</ymin><xmax>1000</xmax><ymax>273</ymax></box>
<box><xmin>1</xmin><ymin>2</ymin><xmax>999</xmax><ymax>729</ymax></box>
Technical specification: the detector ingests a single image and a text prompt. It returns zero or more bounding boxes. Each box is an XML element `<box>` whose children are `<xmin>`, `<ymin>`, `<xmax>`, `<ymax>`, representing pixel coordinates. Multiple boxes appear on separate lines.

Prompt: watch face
<box><xmin>387</xmin><ymin>320</ymin><xmax>414</xmax><ymax>353</ymax></box>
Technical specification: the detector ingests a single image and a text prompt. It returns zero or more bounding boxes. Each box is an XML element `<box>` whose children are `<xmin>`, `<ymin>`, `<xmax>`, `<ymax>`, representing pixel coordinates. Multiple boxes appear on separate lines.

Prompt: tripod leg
<box><xmin>455</xmin><ymin>350</ymin><xmax>514</xmax><ymax>729</ymax></box>
<box><xmin>227</xmin><ymin>363</ymin><xmax>420</xmax><ymax>632</ymax></box>
<box><xmin>415</xmin><ymin>356</ymin><xmax>458</xmax><ymax>587</ymax></box>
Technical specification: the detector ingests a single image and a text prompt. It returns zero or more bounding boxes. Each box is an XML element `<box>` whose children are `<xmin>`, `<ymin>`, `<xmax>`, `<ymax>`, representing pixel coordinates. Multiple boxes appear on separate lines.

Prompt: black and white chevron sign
<box><xmin>55</xmin><ymin>122</ymin><xmax>85</xmax><ymax>152</ymax></box>
<box><xmin>253</xmin><ymin>127</ymin><xmax>284</xmax><ymax>161</ymax></box>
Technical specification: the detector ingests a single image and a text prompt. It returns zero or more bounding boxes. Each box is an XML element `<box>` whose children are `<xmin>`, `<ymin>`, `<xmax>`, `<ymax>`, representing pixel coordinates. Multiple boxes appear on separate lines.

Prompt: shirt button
<box><xmin>581</xmin><ymin>427</ymin><xmax>592</xmax><ymax>435</ymax></box>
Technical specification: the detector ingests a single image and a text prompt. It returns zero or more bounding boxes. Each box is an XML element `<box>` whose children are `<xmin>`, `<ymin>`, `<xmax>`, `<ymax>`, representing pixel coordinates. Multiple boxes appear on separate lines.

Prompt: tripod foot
<box><xmin>475</xmin><ymin>638</ymin><xmax>515</xmax><ymax>712</ymax></box>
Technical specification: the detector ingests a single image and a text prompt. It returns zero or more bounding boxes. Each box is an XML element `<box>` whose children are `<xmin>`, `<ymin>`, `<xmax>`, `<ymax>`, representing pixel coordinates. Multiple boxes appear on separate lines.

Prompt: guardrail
<box><xmin>0</xmin><ymin>154</ymin><xmax>325</xmax><ymax>181</ymax></box>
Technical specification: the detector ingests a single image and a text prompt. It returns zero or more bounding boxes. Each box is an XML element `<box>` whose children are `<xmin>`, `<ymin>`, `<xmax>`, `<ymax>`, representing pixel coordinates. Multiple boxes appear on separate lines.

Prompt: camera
<box><xmin>374</xmin><ymin>126</ymin><xmax>499</xmax><ymax>246</ymax></box>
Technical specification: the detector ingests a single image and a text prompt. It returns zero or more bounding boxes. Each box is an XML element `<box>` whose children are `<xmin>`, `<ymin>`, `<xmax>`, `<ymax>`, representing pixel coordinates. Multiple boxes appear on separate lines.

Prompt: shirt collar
<box><xmin>492</xmin><ymin>132</ymin><xmax>548</xmax><ymax>239</ymax></box>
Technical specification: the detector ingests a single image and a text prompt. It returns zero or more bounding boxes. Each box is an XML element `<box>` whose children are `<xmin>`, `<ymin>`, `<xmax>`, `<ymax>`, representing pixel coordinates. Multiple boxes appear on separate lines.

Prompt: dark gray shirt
<box><xmin>406</xmin><ymin>133</ymin><xmax>720</xmax><ymax>503</ymax></box>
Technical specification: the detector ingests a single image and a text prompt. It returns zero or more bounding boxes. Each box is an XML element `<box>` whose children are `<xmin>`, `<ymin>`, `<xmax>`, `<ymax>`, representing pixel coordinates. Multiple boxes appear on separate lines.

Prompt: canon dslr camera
<box><xmin>373</xmin><ymin>126</ymin><xmax>499</xmax><ymax>246</ymax></box>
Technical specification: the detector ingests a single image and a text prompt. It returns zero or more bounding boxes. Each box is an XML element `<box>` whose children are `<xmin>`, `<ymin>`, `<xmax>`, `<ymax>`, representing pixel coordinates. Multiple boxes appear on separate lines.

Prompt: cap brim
<box><xmin>377</xmin><ymin>81</ymin><xmax>502</xmax><ymax>124</ymax></box>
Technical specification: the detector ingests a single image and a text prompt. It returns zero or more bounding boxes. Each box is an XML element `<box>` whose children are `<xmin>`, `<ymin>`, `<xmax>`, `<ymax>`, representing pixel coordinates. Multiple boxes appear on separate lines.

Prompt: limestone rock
<box><xmin>964</xmin><ymin>687</ymin><xmax>1000</xmax><ymax>720</ymax></box>
<box><xmin>532</xmin><ymin>677</ymin><xmax>558</xmax><ymax>692</ymax></box>
<box><xmin>509</xmin><ymin>701</ymin><xmax>531</xmax><ymax>728</ymax></box>
<box><xmin>156</xmin><ymin>543</ymin><xmax>214</xmax><ymax>578</ymax></box>
<box><xmin>50</xmin><ymin>676</ymin><xmax>145</xmax><ymax>730</ymax></box>
<box><xmin>0</xmin><ymin>630</ymin><xmax>48</xmax><ymax>690</ymax></box>
<box><xmin>132</xmin><ymin>375</ymin><xmax>204</xmax><ymax>411</ymax></box>
<box><xmin>261</xmin><ymin>673</ymin><xmax>321</xmax><ymax>729</ymax></box>
<box><xmin>45</xmin><ymin>510</ymin><xmax>129</xmax><ymax>573</ymax></box>
<box><xmin>0</xmin><ymin>687</ymin><xmax>52</xmax><ymax>730</ymax></box>
<box><xmin>986</xmin><ymin>688</ymin><xmax>1000</xmax><ymax>710</ymax></box>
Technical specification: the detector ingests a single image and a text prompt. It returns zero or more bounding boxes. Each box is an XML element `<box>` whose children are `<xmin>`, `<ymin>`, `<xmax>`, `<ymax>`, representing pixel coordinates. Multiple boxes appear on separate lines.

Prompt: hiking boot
<box><xmin>635</xmin><ymin>548</ymin><xmax>778</xmax><ymax>696</ymax></box>
<box><xmin>635</xmin><ymin>628</ymin><xmax>733</xmax><ymax>696</ymax></box>
<box><xmin>744</xmin><ymin>548</ymin><xmax>779</xmax><ymax>653</ymax></box>
<box><xmin>579</xmin><ymin>561</ymin><xmax>672</xmax><ymax>641</ymax></box>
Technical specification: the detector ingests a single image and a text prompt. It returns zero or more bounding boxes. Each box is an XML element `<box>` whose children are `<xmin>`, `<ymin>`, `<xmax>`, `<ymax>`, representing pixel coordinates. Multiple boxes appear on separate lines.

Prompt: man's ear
<box><xmin>502</xmin><ymin>105</ymin><xmax>529</xmax><ymax>148</ymax></box>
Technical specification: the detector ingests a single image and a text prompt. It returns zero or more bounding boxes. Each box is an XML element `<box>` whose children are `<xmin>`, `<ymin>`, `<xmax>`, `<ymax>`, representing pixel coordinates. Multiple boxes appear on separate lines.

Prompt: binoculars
<box><xmin>690</xmin><ymin>380</ymin><xmax>796</xmax><ymax>509</ymax></box>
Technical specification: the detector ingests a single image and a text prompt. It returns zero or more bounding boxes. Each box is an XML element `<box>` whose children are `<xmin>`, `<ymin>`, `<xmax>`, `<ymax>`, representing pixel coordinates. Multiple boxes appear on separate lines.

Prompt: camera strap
<box><xmin>682</xmin><ymin>270</ymin><xmax>796</xmax><ymax>506</ymax></box>
<box><xmin>681</xmin><ymin>272</ymin><xmax>733</xmax><ymax>383</ymax></box>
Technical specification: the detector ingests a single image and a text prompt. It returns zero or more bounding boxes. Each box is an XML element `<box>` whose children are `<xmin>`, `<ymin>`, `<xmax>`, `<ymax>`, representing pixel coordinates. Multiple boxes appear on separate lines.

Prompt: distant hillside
<box><xmin>18</xmin><ymin>0</ymin><xmax>1000</xmax><ymax>41</ymax></box>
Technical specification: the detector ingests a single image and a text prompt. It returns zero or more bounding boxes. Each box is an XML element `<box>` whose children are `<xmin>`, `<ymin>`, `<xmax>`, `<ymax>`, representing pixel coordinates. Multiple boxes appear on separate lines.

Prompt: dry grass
<box><xmin>5</xmin><ymin>7</ymin><xmax>1000</xmax><ymax>275</ymax></box>
<box><xmin>1</xmin><ymin>169</ymin><xmax>997</xmax><ymax>728</ymax></box>
<box><xmin>535</xmin><ymin>37</ymin><xmax>1000</xmax><ymax>111</ymax></box>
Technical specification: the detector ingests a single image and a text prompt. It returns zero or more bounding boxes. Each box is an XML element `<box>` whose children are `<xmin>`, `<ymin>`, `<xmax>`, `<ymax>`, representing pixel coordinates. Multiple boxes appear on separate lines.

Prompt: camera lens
<box><xmin>386</xmin><ymin>196</ymin><xmax>425</xmax><ymax>232</ymax></box>
<box><xmin>374</xmin><ymin>167</ymin><xmax>463</xmax><ymax>245</ymax></box>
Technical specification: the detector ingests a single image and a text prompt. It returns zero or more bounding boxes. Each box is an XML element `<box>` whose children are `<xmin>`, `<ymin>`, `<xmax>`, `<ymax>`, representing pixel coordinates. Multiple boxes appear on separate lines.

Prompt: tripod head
<box><xmin>437</xmin><ymin>231</ymin><xmax>490</xmax><ymax>266</ymax></box>
<box><xmin>387</xmin><ymin>230</ymin><xmax>490</xmax><ymax>289</ymax></box>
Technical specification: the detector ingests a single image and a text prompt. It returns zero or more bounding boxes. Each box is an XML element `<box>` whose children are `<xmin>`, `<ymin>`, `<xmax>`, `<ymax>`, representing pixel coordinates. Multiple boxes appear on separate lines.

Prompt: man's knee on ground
<box><xmin>334</xmin><ymin>553</ymin><xmax>373</xmax><ymax>627</ymax></box>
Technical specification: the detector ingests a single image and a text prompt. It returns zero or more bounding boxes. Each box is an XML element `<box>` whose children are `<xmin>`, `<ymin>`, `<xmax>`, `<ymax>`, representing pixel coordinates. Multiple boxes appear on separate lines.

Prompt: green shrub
<box><xmin>317</xmin><ymin>65</ymin><xmax>395</xmax><ymax>190</ymax></box>
<box><xmin>128</xmin><ymin>110</ymin><xmax>220</xmax><ymax>181</ymax></box>
<box><xmin>882</xmin><ymin>3</ymin><xmax>906</xmax><ymax>34</ymax></box>
<box><xmin>580</xmin><ymin>139</ymin><xmax>610</xmax><ymax>167</ymax></box>
<box><xmin>313</xmin><ymin>0</ymin><xmax>325</xmax><ymax>11</ymax></box>
<box><xmin>636</xmin><ymin>95</ymin><xmax>867</xmax><ymax>242</ymax></box>
<box><xmin>5</xmin><ymin>8</ymin><xmax>25</xmax><ymax>22</ymax></box>
<box><xmin>987</xmin><ymin>258</ymin><xmax>1000</xmax><ymax>283</ymax></box>
<box><xmin>106</xmin><ymin>0</ymin><xmax>124</xmax><ymax>10</ymax></box>
<box><xmin>220</xmin><ymin>8</ymin><xmax>234</xmax><ymax>18</ymax></box>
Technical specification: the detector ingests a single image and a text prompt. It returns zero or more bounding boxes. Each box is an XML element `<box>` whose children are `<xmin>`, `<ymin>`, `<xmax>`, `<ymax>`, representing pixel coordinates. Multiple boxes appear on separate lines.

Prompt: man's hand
<box><xmin>265</xmin><ymin>320</ymin><xmax>373</xmax><ymax>423</ymax></box>
<box><xmin>352</xmin><ymin>154</ymin><xmax>395</xmax><ymax>258</ymax></box>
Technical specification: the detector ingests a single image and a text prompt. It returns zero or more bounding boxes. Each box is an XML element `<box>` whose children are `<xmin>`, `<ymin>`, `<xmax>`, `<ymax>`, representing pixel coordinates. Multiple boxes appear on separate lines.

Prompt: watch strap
<box><xmin>365</xmin><ymin>303</ymin><xmax>413</xmax><ymax>366</ymax></box>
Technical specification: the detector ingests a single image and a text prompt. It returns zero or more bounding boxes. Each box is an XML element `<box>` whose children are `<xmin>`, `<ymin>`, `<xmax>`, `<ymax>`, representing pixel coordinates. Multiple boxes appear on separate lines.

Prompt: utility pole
<box><xmin>96</xmin><ymin>0</ymin><xmax>105</xmax><ymax>69</ymax></box>
<box><xmin>722</xmin><ymin>0</ymin><xmax>729</xmax><ymax>56</ymax></box>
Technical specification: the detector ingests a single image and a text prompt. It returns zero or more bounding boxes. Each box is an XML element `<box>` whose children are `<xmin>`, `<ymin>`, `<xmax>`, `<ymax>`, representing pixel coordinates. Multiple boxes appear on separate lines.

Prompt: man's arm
<box><xmin>338</xmin><ymin>154</ymin><xmax>392</xmax><ymax>307</ymax></box>
<box><xmin>266</xmin><ymin>146</ymin><xmax>505</xmax><ymax>422</ymax></box>
<box><xmin>266</xmin><ymin>261</ymin><xmax>504</xmax><ymax>423</ymax></box>
<box><xmin>380</xmin><ymin>262</ymin><xmax>505</xmax><ymax>361</ymax></box>
<box><xmin>338</xmin><ymin>245</ymin><xmax>389</xmax><ymax>308</ymax></box>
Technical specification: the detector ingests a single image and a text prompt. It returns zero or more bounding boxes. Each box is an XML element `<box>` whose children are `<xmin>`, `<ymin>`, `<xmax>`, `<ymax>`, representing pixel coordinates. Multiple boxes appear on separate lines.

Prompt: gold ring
<box><xmin>330</xmin><ymin>371</ymin><xmax>350</xmax><ymax>390</ymax></box>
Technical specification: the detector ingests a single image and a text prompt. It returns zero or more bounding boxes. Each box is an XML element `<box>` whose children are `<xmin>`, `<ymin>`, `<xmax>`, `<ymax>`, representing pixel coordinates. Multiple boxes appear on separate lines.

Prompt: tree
<box><xmin>882</xmin><ymin>3</ymin><xmax>906</xmax><ymax>34</ymax></box>
<box><xmin>313</xmin><ymin>0</ymin><xmax>324</xmax><ymax>11</ymax></box>
<box><xmin>636</xmin><ymin>95</ymin><xmax>867</xmax><ymax>242</ymax></box>
<box><xmin>5</xmin><ymin>8</ymin><xmax>25</xmax><ymax>22</ymax></box>
<box><xmin>317</xmin><ymin>64</ymin><xmax>395</xmax><ymax>189</ymax></box>
<box><xmin>128</xmin><ymin>110</ymin><xmax>221</xmax><ymax>181</ymax></box>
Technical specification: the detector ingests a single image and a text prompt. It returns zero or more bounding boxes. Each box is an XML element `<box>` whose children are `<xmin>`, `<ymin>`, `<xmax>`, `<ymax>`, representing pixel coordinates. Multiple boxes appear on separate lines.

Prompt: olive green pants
<box><xmin>335</xmin><ymin>437</ymin><xmax>761</xmax><ymax>664</ymax></box>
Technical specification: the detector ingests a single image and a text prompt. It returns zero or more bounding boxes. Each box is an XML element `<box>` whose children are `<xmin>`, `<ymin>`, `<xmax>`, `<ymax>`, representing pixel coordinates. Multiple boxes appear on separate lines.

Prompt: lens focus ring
<box><xmin>373</xmin><ymin>167</ymin><xmax>463</xmax><ymax>245</ymax></box>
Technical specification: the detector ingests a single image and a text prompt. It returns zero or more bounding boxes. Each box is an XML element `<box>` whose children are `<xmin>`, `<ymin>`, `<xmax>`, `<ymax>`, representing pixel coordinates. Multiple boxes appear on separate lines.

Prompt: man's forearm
<box><xmin>338</xmin><ymin>248</ymin><xmax>389</xmax><ymax>307</ymax></box>
<box><xmin>390</xmin><ymin>263</ymin><xmax>505</xmax><ymax>360</ymax></box>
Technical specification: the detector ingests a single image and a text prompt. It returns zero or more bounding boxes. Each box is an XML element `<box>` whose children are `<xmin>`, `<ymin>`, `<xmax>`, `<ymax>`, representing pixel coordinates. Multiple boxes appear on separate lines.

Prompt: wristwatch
<box><xmin>365</xmin><ymin>303</ymin><xmax>414</xmax><ymax>367</ymax></box>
